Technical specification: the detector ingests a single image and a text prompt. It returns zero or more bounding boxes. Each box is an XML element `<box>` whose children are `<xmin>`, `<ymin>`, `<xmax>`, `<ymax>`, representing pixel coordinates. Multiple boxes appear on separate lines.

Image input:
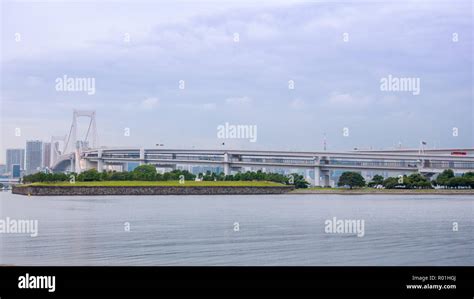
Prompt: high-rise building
<box><xmin>0</xmin><ymin>164</ymin><xmax>6</xmax><ymax>175</ymax></box>
<box><xmin>12</xmin><ymin>164</ymin><xmax>21</xmax><ymax>178</ymax></box>
<box><xmin>43</xmin><ymin>142</ymin><xmax>51</xmax><ymax>169</ymax></box>
<box><xmin>6</xmin><ymin>148</ymin><xmax>25</xmax><ymax>174</ymax></box>
<box><xmin>26</xmin><ymin>140</ymin><xmax>43</xmax><ymax>175</ymax></box>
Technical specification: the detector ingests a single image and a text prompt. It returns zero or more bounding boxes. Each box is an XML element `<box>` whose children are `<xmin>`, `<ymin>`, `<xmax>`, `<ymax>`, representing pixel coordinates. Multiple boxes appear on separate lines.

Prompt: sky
<box><xmin>0</xmin><ymin>0</ymin><xmax>473</xmax><ymax>163</ymax></box>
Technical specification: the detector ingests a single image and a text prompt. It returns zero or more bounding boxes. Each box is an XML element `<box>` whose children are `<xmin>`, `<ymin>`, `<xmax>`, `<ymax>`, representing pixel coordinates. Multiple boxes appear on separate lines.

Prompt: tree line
<box><xmin>22</xmin><ymin>165</ymin><xmax>310</xmax><ymax>188</ymax></box>
<box><xmin>21</xmin><ymin>166</ymin><xmax>474</xmax><ymax>190</ymax></box>
<box><xmin>337</xmin><ymin>169</ymin><xmax>474</xmax><ymax>189</ymax></box>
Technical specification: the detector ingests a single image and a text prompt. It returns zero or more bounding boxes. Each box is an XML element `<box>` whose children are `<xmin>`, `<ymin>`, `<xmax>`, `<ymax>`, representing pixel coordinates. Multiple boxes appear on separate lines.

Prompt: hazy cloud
<box><xmin>225</xmin><ymin>96</ymin><xmax>253</xmax><ymax>105</ymax></box>
<box><xmin>0</xmin><ymin>0</ymin><xmax>472</xmax><ymax>157</ymax></box>
<box><xmin>140</xmin><ymin>97</ymin><xmax>160</xmax><ymax>110</ymax></box>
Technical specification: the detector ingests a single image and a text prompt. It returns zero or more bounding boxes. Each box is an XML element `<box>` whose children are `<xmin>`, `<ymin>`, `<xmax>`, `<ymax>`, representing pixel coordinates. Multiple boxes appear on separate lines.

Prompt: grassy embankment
<box><xmin>292</xmin><ymin>187</ymin><xmax>474</xmax><ymax>193</ymax></box>
<box><xmin>20</xmin><ymin>181</ymin><xmax>285</xmax><ymax>187</ymax></box>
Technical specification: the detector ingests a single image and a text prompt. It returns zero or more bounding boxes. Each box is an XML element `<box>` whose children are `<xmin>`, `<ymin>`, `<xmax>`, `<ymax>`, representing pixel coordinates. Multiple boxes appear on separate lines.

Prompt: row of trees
<box><xmin>338</xmin><ymin>170</ymin><xmax>474</xmax><ymax>189</ymax></box>
<box><xmin>22</xmin><ymin>166</ymin><xmax>473</xmax><ymax>190</ymax></box>
<box><xmin>432</xmin><ymin>169</ymin><xmax>474</xmax><ymax>188</ymax></box>
<box><xmin>22</xmin><ymin>165</ymin><xmax>310</xmax><ymax>188</ymax></box>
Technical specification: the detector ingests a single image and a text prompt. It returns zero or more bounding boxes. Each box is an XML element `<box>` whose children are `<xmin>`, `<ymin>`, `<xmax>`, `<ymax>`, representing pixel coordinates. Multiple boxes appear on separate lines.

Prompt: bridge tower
<box><xmin>63</xmin><ymin>110</ymin><xmax>98</xmax><ymax>173</ymax></box>
<box><xmin>50</xmin><ymin>135</ymin><xmax>67</xmax><ymax>168</ymax></box>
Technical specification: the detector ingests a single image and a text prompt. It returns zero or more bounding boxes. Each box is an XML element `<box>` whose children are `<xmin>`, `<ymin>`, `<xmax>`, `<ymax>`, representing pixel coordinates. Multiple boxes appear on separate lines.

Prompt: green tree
<box><xmin>435</xmin><ymin>169</ymin><xmax>454</xmax><ymax>187</ymax></box>
<box><xmin>382</xmin><ymin>175</ymin><xmax>411</xmax><ymax>189</ymax></box>
<box><xmin>447</xmin><ymin>176</ymin><xmax>471</xmax><ymax>189</ymax></box>
<box><xmin>337</xmin><ymin>172</ymin><xmax>366</xmax><ymax>189</ymax></box>
<box><xmin>288</xmin><ymin>173</ymin><xmax>309</xmax><ymax>188</ymax></box>
<box><xmin>368</xmin><ymin>174</ymin><xmax>384</xmax><ymax>187</ymax></box>
<box><xmin>462</xmin><ymin>172</ymin><xmax>474</xmax><ymax>188</ymax></box>
<box><xmin>463</xmin><ymin>172</ymin><xmax>474</xmax><ymax>179</ymax></box>
<box><xmin>406</xmin><ymin>173</ymin><xmax>432</xmax><ymax>189</ymax></box>
<box><xmin>132</xmin><ymin>164</ymin><xmax>156</xmax><ymax>181</ymax></box>
<box><xmin>77</xmin><ymin>169</ymin><xmax>102</xmax><ymax>181</ymax></box>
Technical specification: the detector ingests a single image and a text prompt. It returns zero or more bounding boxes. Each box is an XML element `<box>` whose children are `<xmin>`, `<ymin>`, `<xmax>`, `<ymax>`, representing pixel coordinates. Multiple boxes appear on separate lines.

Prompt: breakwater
<box><xmin>12</xmin><ymin>185</ymin><xmax>294</xmax><ymax>196</ymax></box>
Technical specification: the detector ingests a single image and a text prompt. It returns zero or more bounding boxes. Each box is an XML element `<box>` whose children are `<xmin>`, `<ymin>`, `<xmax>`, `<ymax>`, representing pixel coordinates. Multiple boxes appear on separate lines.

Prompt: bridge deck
<box><xmin>52</xmin><ymin>147</ymin><xmax>474</xmax><ymax>173</ymax></box>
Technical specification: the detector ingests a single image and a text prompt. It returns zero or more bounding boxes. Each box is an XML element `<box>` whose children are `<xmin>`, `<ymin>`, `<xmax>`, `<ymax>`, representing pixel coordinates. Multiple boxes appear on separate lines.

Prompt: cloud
<box><xmin>0</xmin><ymin>1</ymin><xmax>472</xmax><ymax>155</ymax></box>
<box><xmin>289</xmin><ymin>98</ymin><xmax>305</xmax><ymax>109</ymax></box>
<box><xmin>327</xmin><ymin>92</ymin><xmax>371</xmax><ymax>107</ymax></box>
<box><xmin>139</xmin><ymin>97</ymin><xmax>160</xmax><ymax>110</ymax></box>
<box><xmin>25</xmin><ymin>76</ymin><xmax>45</xmax><ymax>87</ymax></box>
<box><xmin>225</xmin><ymin>96</ymin><xmax>252</xmax><ymax>105</ymax></box>
<box><xmin>202</xmin><ymin>103</ymin><xmax>217</xmax><ymax>110</ymax></box>
<box><xmin>177</xmin><ymin>102</ymin><xmax>217</xmax><ymax>111</ymax></box>
<box><xmin>379</xmin><ymin>95</ymin><xmax>399</xmax><ymax>105</ymax></box>
<box><xmin>245</xmin><ymin>21</ymin><xmax>279</xmax><ymax>41</ymax></box>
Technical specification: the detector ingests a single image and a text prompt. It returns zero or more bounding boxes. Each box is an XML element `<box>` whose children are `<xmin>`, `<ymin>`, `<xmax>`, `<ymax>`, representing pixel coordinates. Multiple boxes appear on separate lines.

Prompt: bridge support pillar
<box><xmin>224</xmin><ymin>164</ymin><xmax>230</xmax><ymax>175</ymax></box>
<box><xmin>97</xmin><ymin>159</ymin><xmax>104</xmax><ymax>172</ymax></box>
<box><xmin>74</xmin><ymin>149</ymin><xmax>82</xmax><ymax>174</ymax></box>
<box><xmin>323</xmin><ymin>172</ymin><xmax>330</xmax><ymax>187</ymax></box>
<box><xmin>313</xmin><ymin>167</ymin><xmax>321</xmax><ymax>187</ymax></box>
<box><xmin>96</xmin><ymin>149</ymin><xmax>104</xmax><ymax>172</ymax></box>
<box><xmin>223</xmin><ymin>152</ymin><xmax>230</xmax><ymax>175</ymax></box>
<box><xmin>139</xmin><ymin>148</ymin><xmax>145</xmax><ymax>165</ymax></box>
<box><xmin>305</xmin><ymin>169</ymin><xmax>311</xmax><ymax>185</ymax></box>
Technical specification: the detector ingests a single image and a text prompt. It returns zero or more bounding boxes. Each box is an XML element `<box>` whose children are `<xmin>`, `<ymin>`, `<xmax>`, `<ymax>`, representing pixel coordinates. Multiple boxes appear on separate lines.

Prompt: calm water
<box><xmin>0</xmin><ymin>192</ymin><xmax>473</xmax><ymax>266</ymax></box>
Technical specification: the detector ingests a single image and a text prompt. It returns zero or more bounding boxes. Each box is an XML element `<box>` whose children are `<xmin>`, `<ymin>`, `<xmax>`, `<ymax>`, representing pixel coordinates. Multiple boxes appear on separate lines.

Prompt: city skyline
<box><xmin>1</xmin><ymin>1</ymin><xmax>473</xmax><ymax>163</ymax></box>
<box><xmin>1</xmin><ymin>141</ymin><xmax>53</xmax><ymax>175</ymax></box>
<box><xmin>5</xmin><ymin>148</ymin><xmax>24</xmax><ymax>175</ymax></box>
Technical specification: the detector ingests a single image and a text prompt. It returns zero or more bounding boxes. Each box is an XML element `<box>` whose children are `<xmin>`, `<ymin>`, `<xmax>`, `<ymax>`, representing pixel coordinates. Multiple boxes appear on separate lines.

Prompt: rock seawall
<box><xmin>12</xmin><ymin>185</ymin><xmax>294</xmax><ymax>196</ymax></box>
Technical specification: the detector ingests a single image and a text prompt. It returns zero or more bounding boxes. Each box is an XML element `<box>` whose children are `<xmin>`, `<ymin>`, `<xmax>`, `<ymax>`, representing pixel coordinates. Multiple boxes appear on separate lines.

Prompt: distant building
<box><xmin>0</xmin><ymin>164</ymin><xmax>6</xmax><ymax>175</ymax></box>
<box><xmin>12</xmin><ymin>164</ymin><xmax>21</xmax><ymax>178</ymax></box>
<box><xmin>26</xmin><ymin>140</ymin><xmax>43</xmax><ymax>175</ymax></box>
<box><xmin>6</xmin><ymin>148</ymin><xmax>25</xmax><ymax>175</ymax></box>
<box><xmin>43</xmin><ymin>142</ymin><xmax>51</xmax><ymax>169</ymax></box>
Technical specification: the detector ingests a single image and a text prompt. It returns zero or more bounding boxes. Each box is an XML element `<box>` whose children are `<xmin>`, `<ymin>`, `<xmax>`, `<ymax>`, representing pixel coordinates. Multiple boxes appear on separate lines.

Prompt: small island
<box><xmin>10</xmin><ymin>166</ymin><xmax>474</xmax><ymax>196</ymax></box>
<box><xmin>12</xmin><ymin>180</ymin><xmax>294</xmax><ymax>196</ymax></box>
<box><xmin>12</xmin><ymin>166</ymin><xmax>301</xmax><ymax>196</ymax></box>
